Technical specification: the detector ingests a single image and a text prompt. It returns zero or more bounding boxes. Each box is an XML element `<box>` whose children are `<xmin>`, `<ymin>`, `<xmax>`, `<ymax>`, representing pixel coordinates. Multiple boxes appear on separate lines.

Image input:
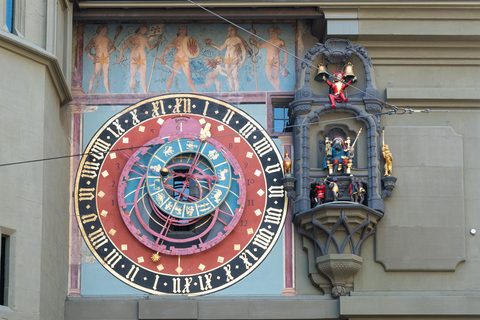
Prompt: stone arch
<box><xmin>295</xmin><ymin>102</ymin><xmax>384</xmax><ymax>214</ymax></box>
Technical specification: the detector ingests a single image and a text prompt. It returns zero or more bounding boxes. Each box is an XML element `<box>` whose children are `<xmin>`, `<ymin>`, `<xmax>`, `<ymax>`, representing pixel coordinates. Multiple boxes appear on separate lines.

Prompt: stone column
<box><xmin>279</xmin><ymin>135</ymin><xmax>297</xmax><ymax>296</ymax></box>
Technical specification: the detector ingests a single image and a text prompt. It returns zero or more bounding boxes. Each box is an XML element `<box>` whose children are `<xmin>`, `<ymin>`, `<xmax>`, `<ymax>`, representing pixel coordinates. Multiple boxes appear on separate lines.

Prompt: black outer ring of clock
<box><xmin>74</xmin><ymin>94</ymin><xmax>287</xmax><ymax>295</ymax></box>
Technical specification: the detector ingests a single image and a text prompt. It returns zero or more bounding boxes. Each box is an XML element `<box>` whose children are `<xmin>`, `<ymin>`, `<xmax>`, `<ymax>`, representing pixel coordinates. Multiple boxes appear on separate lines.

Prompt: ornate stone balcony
<box><xmin>294</xmin><ymin>202</ymin><xmax>383</xmax><ymax>298</ymax></box>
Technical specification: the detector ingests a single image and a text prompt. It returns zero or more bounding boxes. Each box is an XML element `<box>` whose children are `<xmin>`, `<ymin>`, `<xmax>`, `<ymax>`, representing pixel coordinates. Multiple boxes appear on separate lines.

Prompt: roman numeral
<box><xmin>106</xmin><ymin>119</ymin><xmax>126</xmax><ymax>138</ymax></box>
<box><xmin>80</xmin><ymin>161</ymin><xmax>101</xmax><ymax>179</ymax></box>
<box><xmin>90</xmin><ymin>138</ymin><xmax>111</xmax><ymax>160</ymax></box>
<box><xmin>130</xmin><ymin>110</ymin><xmax>140</xmax><ymax>125</ymax></box>
<box><xmin>265</xmin><ymin>163</ymin><xmax>282</xmax><ymax>174</ymax></box>
<box><xmin>104</xmin><ymin>249</ymin><xmax>122</xmax><ymax>268</ymax></box>
<box><xmin>182</xmin><ymin>277</ymin><xmax>193</xmax><ymax>294</ymax></box>
<box><xmin>252</xmin><ymin>228</ymin><xmax>275</xmax><ymax>250</ymax></box>
<box><xmin>239</xmin><ymin>249</ymin><xmax>259</xmax><ymax>270</ymax></box>
<box><xmin>222</xmin><ymin>109</ymin><xmax>235</xmax><ymax>124</ymax></box>
<box><xmin>202</xmin><ymin>101</ymin><xmax>209</xmax><ymax>115</ymax></box>
<box><xmin>198</xmin><ymin>273</ymin><xmax>213</xmax><ymax>291</ymax></box>
<box><xmin>264</xmin><ymin>207</ymin><xmax>283</xmax><ymax>225</ymax></box>
<box><xmin>239</xmin><ymin>121</ymin><xmax>256</xmax><ymax>138</ymax></box>
<box><xmin>152</xmin><ymin>100</ymin><xmax>165</xmax><ymax>116</ymax></box>
<box><xmin>172</xmin><ymin>276</ymin><xmax>192</xmax><ymax>293</ymax></box>
<box><xmin>88</xmin><ymin>228</ymin><xmax>108</xmax><ymax>249</ymax></box>
<box><xmin>253</xmin><ymin>137</ymin><xmax>273</xmax><ymax>157</ymax></box>
<box><xmin>153</xmin><ymin>275</ymin><xmax>160</xmax><ymax>290</ymax></box>
<box><xmin>78</xmin><ymin>188</ymin><xmax>95</xmax><ymax>201</ymax></box>
<box><xmin>268</xmin><ymin>185</ymin><xmax>284</xmax><ymax>198</ymax></box>
<box><xmin>172</xmin><ymin>278</ymin><xmax>181</xmax><ymax>293</ymax></box>
<box><xmin>223</xmin><ymin>264</ymin><xmax>234</xmax><ymax>282</ymax></box>
<box><xmin>126</xmin><ymin>265</ymin><xmax>139</xmax><ymax>281</ymax></box>
<box><xmin>81</xmin><ymin>213</ymin><xmax>98</xmax><ymax>224</ymax></box>
<box><xmin>171</xmin><ymin>98</ymin><xmax>192</xmax><ymax>114</ymax></box>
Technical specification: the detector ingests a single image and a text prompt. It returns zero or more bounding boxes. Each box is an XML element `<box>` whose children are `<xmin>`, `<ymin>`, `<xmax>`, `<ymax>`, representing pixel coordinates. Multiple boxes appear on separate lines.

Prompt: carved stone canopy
<box><xmin>291</xmin><ymin>38</ymin><xmax>396</xmax><ymax>297</ymax></box>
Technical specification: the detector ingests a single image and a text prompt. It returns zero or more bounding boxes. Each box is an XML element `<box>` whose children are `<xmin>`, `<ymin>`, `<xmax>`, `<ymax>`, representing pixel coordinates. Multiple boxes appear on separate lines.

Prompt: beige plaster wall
<box><xmin>299</xmin><ymin>6</ymin><xmax>480</xmax><ymax>318</ymax></box>
<box><xmin>0</xmin><ymin>1</ymin><xmax>72</xmax><ymax>319</ymax></box>
<box><xmin>289</xmin><ymin>5</ymin><xmax>480</xmax><ymax>317</ymax></box>
<box><xmin>0</xmin><ymin>44</ymin><xmax>71</xmax><ymax>320</ymax></box>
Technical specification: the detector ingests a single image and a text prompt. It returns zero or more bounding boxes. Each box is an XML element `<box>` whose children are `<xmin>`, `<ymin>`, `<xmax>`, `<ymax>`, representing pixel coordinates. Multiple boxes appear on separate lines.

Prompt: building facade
<box><xmin>1</xmin><ymin>1</ymin><xmax>480</xmax><ymax>319</ymax></box>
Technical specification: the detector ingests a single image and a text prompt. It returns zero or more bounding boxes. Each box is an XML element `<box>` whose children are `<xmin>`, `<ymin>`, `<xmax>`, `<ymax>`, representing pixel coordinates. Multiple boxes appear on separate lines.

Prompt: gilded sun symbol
<box><xmin>151</xmin><ymin>252</ymin><xmax>161</xmax><ymax>262</ymax></box>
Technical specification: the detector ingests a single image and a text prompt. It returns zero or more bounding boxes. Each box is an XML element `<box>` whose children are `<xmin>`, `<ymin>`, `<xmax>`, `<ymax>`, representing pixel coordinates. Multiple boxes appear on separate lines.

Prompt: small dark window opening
<box><xmin>6</xmin><ymin>0</ymin><xmax>14</xmax><ymax>33</ymax></box>
<box><xmin>272</xmin><ymin>102</ymin><xmax>290</xmax><ymax>133</ymax></box>
<box><xmin>0</xmin><ymin>234</ymin><xmax>8</xmax><ymax>306</ymax></box>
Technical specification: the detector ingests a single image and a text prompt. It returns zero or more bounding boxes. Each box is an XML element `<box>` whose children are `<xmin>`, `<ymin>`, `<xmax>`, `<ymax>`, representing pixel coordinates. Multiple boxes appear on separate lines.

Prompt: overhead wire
<box><xmin>0</xmin><ymin>111</ymin><xmax>407</xmax><ymax>168</ymax></box>
<box><xmin>1</xmin><ymin>106</ymin><xmax>479</xmax><ymax>168</ymax></box>
<box><xmin>184</xmin><ymin>0</ymin><xmax>400</xmax><ymax>112</ymax></box>
<box><xmin>0</xmin><ymin>2</ymin><xmax>475</xmax><ymax>168</ymax></box>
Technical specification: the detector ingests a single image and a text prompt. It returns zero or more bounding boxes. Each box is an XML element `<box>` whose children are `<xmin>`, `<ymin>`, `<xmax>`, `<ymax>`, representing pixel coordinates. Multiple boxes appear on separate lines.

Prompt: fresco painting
<box><xmin>82</xmin><ymin>23</ymin><xmax>295</xmax><ymax>94</ymax></box>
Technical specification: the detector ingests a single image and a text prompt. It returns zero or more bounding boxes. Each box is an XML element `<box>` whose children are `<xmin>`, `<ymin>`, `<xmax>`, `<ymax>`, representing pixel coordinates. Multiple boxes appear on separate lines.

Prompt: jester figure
<box><xmin>324</xmin><ymin>70</ymin><xmax>357</xmax><ymax>108</ymax></box>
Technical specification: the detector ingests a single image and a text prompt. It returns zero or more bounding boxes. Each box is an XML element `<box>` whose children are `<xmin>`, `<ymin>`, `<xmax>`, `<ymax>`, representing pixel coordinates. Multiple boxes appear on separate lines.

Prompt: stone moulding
<box><xmin>295</xmin><ymin>202</ymin><xmax>383</xmax><ymax>298</ymax></box>
<box><xmin>0</xmin><ymin>31</ymin><xmax>72</xmax><ymax>106</ymax></box>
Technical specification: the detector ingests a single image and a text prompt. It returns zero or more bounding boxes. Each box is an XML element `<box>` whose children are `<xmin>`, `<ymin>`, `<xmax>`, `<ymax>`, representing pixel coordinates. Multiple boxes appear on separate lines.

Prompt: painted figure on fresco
<box><xmin>199</xmin><ymin>56</ymin><xmax>226</xmax><ymax>92</ymax></box>
<box><xmin>157</xmin><ymin>26</ymin><xmax>199</xmax><ymax>93</ymax></box>
<box><xmin>85</xmin><ymin>25</ymin><xmax>116</xmax><ymax>94</ymax></box>
<box><xmin>116</xmin><ymin>24</ymin><xmax>161</xmax><ymax>93</ymax></box>
<box><xmin>324</xmin><ymin>70</ymin><xmax>357</xmax><ymax>108</ymax></box>
<box><xmin>249</xmin><ymin>25</ymin><xmax>288</xmax><ymax>91</ymax></box>
<box><xmin>205</xmin><ymin>26</ymin><xmax>249</xmax><ymax>93</ymax></box>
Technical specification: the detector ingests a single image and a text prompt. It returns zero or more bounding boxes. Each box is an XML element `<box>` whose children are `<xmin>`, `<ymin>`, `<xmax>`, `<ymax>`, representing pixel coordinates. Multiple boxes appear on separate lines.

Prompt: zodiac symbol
<box><xmin>150</xmin><ymin>164</ymin><xmax>162</xmax><ymax>173</ymax></box>
<box><xmin>186</xmin><ymin>205</ymin><xmax>195</xmax><ymax>216</ymax></box>
<box><xmin>163</xmin><ymin>146</ymin><xmax>174</xmax><ymax>156</ymax></box>
<box><xmin>164</xmin><ymin>202</ymin><xmax>173</xmax><ymax>211</ymax></box>
<box><xmin>186</xmin><ymin>140</ymin><xmax>197</xmax><ymax>150</ymax></box>
<box><xmin>155</xmin><ymin>192</ymin><xmax>165</xmax><ymax>204</ymax></box>
<box><xmin>174</xmin><ymin>205</ymin><xmax>183</xmax><ymax>216</ymax></box>
<box><xmin>218</xmin><ymin>169</ymin><xmax>228</xmax><ymax>181</ymax></box>
<box><xmin>199</xmin><ymin>203</ymin><xmax>211</xmax><ymax>212</ymax></box>
<box><xmin>208</xmin><ymin>149</ymin><xmax>219</xmax><ymax>160</ymax></box>
<box><xmin>211</xmin><ymin>189</ymin><xmax>223</xmax><ymax>204</ymax></box>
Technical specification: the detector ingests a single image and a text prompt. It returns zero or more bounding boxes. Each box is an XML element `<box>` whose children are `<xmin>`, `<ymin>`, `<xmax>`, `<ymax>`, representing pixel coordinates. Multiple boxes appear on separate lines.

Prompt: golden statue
<box><xmin>382</xmin><ymin>130</ymin><xmax>393</xmax><ymax>176</ymax></box>
<box><xmin>283</xmin><ymin>150</ymin><xmax>292</xmax><ymax>175</ymax></box>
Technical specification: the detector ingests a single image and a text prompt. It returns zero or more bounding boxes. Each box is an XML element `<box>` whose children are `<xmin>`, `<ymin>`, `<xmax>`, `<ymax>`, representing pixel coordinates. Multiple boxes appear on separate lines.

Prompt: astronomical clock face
<box><xmin>74</xmin><ymin>94</ymin><xmax>287</xmax><ymax>295</ymax></box>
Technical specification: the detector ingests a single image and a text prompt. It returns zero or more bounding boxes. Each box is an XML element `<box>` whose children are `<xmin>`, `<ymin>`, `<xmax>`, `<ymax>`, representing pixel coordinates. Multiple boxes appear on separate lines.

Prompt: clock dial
<box><xmin>75</xmin><ymin>94</ymin><xmax>287</xmax><ymax>295</ymax></box>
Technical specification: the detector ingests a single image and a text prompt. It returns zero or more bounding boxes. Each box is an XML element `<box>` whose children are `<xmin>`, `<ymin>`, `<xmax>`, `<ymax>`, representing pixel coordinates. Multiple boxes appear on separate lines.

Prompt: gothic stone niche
<box><xmin>291</xmin><ymin>39</ymin><xmax>394</xmax><ymax>298</ymax></box>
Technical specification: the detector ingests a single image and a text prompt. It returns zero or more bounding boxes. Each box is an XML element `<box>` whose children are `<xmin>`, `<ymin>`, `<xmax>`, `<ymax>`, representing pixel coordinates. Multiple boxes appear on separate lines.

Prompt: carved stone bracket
<box><xmin>282</xmin><ymin>176</ymin><xmax>296</xmax><ymax>200</ymax></box>
<box><xmin>381</xmin><ymin>176</ymin><xmax>397</xmax><ymax>199</ymax></box>
<box><xmin>295</xmin><ymin>202</ymin><xmax>383</xmax><ymax>298</ymax></box>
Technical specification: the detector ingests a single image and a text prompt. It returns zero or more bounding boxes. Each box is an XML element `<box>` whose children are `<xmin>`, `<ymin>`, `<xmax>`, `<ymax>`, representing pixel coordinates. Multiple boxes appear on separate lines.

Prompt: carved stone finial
<box><xmin>316</xmin><ymin>254</ymin><xmax>363</xmax><ymax>299</ymax></box>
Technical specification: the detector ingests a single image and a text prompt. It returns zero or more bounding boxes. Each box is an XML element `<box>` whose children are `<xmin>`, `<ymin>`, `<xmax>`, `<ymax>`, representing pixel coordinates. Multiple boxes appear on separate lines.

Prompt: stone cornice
<box><xmin>76</xmin><ymin>1</ymin><xmax>480</xmax><ymax>10</ymax></box>
<box><xmin>0</xmin><ymin>31</ymin><xmax>72</xmax><ymax>106</ymax></box>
